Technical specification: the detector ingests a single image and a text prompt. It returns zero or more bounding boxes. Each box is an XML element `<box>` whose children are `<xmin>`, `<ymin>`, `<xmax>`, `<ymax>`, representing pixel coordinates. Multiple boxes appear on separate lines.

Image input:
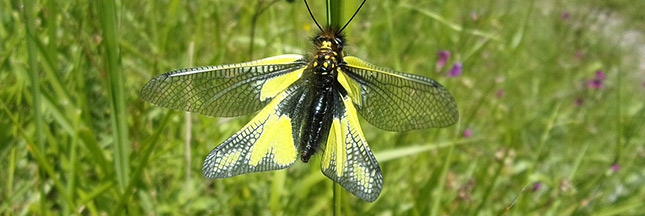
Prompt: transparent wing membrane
<box><xmin>141</xmin><ymin>55</ymin><xmax>307</xmax><ymax>117</ymax></box>
<box><xmin>341</xmin><ymin>56</ymin><xmax>459</xmax><ymax>131</ymax></box>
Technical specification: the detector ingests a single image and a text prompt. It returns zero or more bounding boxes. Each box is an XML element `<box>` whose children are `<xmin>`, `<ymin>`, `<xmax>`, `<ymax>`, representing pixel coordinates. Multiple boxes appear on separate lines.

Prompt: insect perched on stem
<box><xmin>141</xmin><ymin>0</ymin><xmax>458</xmax><ymax>202</ymax></box>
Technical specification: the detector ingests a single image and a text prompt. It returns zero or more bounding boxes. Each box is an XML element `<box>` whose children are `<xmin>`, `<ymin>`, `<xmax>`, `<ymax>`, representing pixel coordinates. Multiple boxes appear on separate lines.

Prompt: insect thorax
<box><xmin>311</xmin><ymin>28</ymin><xmax>346</xmax><ymax>83</ymax></box>
<box><xmin>311</xmin><ymin>49</ymin><xmax>339</xmax><ymax>81</ymax></box>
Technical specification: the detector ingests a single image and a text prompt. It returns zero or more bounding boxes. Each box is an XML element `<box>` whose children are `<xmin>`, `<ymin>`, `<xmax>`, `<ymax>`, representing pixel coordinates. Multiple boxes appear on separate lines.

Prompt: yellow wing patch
<box><xmin>320</xmin><ymin>95</ymin><xmax>383</xmax><ymax>202</ymax></box>
<box><xmin>322</xmin><ymin>118</ymin><xmax>346</xmax><ymax>177</ymax></box>
<box><xmin>336</xmin><ymin>68</ymin><xmax>362</xmax><ymax>107</ymax></box>
<box><xmin>249</xmin><ymin>115</ymin><xmax>296</xmax><ymax>166</ymax></box>
<box><xmin>260</xmin><ymin>68</ymin><xmax>304</xmax><ymax>101</ymax></box>
<box><xmin>142</xmin><ymin>54</ymin><xmax>307</xmax><ymax>118</ymax></box>
<box><xmin>203</xmin><ymin>89</ymin><xmax>300</xmax><ymax>178</ymax></box>
<box><xmin>342</xmin><ymin>56</ymin><xmax>413</xmax><ymax>82</ymax></box>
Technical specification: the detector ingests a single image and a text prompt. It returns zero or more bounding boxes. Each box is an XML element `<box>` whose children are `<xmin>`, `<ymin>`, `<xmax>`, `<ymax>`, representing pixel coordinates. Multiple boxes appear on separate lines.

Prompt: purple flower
<box><xmin>436</xmin><ymin>50</ymin><xmax>451</xmax><ymax>69</ymax></box>
<box><xmin>561</xmin><ymin>12</ymin><xmax>570</xmax><ymax>19</ymax></box>
<box><xmin>532</xmin><ymin>182</ymin><xmax>542</xmax><ymax>191</ymax></box>
<box><xmin>596</xmin><ymin>70</ymin><xmax>606</xmax><ymax>79</ymax></box>
<box><xmin>448</xmin><ymin>62</ymin><xmax>462</xmax><ymax>77</ymax></box>
<box><xmin>470</xmin><ymin>11</ymin><xmax>478</xmax><ymax>21</ymax></box>
<box><xmin>611</xmin><ymin>163</ymin><xmax>620</xmax><ymax>171</ymax></box>
<box><xmin>496</xmin><ymin>89</ymin><xmax>504</xmax><ymax>98</ymax></box>
<box><xmin>587</xmin><ymin>70</ymin><xmax>605</xmax><ymax>88</ymax></box>
<box><xmin>575</xmin><ymin>50</ymin><xmax>583</xmax><ymax>59</ymax></box>
<box><xmin>575</xmin><ymin>97</ymin><xmax>583</xmax><ymax>106</ymax></box>
<box><xmin>463</xmin><ymin>129</ymin><xmax>472</xmax><ymax>137</ymax></box>
<box><xmin>588</xmin><ymin>79</ymin><xmax>603</xmax><ymax>88</ymax></box>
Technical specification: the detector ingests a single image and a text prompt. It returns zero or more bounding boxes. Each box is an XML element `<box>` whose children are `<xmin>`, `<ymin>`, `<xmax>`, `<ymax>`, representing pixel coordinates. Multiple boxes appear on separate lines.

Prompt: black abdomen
<box><xmin>299</xmin><ymin>54</ymin><xmax>338</xmax><ymax>162</ymax></box>
<box><xmin>300</xmin><ymin>86</ymin><xmax>334</xmax><ymax>162</ymax></box>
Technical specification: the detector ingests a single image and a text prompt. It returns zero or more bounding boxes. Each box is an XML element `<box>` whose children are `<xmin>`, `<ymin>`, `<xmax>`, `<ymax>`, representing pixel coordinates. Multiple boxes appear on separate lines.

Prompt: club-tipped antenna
<box><xmin>304</xmin><ymin>0</ymin><xmax>323</xmax><ymax>31</ymax></box>
<box><xmin>339</xmin><ymin>0</ymin><xmax>367</xmax><ymax>33</ymax></box>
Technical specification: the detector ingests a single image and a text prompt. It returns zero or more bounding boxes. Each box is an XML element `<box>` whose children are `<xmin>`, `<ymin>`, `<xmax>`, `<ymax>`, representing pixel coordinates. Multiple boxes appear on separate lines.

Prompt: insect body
<box><xmin>300</xmin><ymin>29</ymin><xmax>345</xmax><ymax>163</ymax></box>
<box><xmin>140</xmin><ymin>1</ymin><xmax>458</xmax><ymax>202</ymax></box>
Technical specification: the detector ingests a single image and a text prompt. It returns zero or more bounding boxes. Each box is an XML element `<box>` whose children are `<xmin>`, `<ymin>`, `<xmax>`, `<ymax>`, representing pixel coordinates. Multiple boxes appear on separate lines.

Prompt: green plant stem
<box><xmin>270</xmin><ymin>169</ymin><xmax>287</xmax><ymax>214</ymax></box>
<box><xmin>98</xmin><ymin>0</ymin><xmax>130</xmax><ymax>191</ymax></box>
<box><xmin>333</xmin><ymin>182</ymin><xmax>342</xmax><ymax>216</ymax></box>
<box><xmin>326</xmin><ymin>0</ymin><xmax>343</xmax><ymax>27</ymax></box>
<box><xmin>185</xmin><ymin>41</ymin><xmax>194</xmax><ymax>182</ymax></box>
<box><xmin>22</xmin><ymin>0</ymin><xmax>46</xmax><ymax>214</ymax></box>
<box><xmin>327</xmin><ymin>0</ymin><xmax>344</xmax><ymax>214</ymax></box>
<box><xmin>249</xmin><ymin>0</ymin><xmax>279</xmax><ymax>59</ymax></box>
<box><xmin>614</xmin><ymin>66</ymin><xmax>623</xmax><ymax>164</ymax></box>
<box><xmin>23</xmin><ymin>0</ymin><xmax>42</xmax><ymax>171</ymax></box>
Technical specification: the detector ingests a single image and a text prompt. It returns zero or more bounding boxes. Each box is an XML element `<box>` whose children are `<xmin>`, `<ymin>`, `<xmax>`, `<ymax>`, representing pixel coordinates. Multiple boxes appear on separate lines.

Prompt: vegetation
<box><xmin>1</xmin><ymin>0</ymin><xmax>644</xmax><ymax>215</ymax></box>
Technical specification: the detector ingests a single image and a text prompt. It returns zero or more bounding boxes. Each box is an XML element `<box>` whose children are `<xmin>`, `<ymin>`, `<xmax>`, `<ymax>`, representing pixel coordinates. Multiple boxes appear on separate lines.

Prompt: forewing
<box><xmin>340</xmin><ymin>56</ymin><xmax>459</xmax><ymax>131</ymax></box>
<box><xmin>320</xmin><ymin>93</ymin><xmax>383</xmax><ymax>202</ymax></box>
<box><xmin>202</xmin><ymin>81</ymin><xmax>306</xmax><ymax>178</ymax></box>
<box><xmin>141</xmin><ymin>54</ymin><xmax>307</xmax><ymax>117</ymax></box>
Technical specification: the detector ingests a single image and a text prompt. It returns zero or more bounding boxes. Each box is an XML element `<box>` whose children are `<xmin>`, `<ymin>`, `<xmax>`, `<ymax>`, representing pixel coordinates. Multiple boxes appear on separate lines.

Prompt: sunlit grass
<box><xmin>2</xmin><ymin>0</ymin><xmax>644</xmax><ymax>215</ymax></box>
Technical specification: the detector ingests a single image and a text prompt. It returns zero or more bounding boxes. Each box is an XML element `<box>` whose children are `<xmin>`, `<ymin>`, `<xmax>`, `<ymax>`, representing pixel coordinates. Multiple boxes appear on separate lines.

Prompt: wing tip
<box><xmin>321</xmin><ymin>170</ymin><xmax>384</xmax><ymax>202</ymax></box>
<box><xmin>140</xmin><ymin>72</ymin><xmax>172</xmax><ymax>104</ymax></box>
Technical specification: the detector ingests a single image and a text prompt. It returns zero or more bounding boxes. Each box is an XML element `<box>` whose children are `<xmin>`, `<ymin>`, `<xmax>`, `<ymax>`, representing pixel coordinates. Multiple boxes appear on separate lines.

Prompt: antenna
<box><xmin>304</xmin><ymin>0</ymin><xmax>323</xmax><ymax>31</ymax></box>
<box><xmin>339</xmin><ymin>0</ymin><xmax>367</xmax><ymax>33</ymax></box>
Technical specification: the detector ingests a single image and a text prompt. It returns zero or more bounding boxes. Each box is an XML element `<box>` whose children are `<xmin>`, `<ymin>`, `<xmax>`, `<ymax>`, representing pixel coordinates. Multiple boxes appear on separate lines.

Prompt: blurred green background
<box><xmin>2</xmin><ymin>0</ymin><xmax>645</xmax><ymax>215</ymax></box>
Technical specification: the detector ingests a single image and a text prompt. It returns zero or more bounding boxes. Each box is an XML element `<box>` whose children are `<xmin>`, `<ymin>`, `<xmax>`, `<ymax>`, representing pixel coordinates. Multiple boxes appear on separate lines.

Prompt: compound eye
<box><xmin>334</xmin><ymin>38</ymin><xmax>342</xmax><ymax>45</ymax></box>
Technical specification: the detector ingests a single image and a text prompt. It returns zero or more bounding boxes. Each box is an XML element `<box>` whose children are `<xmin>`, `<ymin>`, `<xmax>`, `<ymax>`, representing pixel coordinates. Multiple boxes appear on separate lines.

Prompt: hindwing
<box><xmin>320</xmin><ymin>93</ymin><xmax>383</xmax><ymax>202</ymax></box>
<box><xmin>202</xmin><ymin>82</ymin><xmax>307</xmax><ymax>178</ymax></box>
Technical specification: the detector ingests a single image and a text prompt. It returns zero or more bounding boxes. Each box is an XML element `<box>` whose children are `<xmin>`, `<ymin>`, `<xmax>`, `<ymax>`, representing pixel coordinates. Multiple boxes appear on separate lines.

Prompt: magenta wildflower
<box><xmin>575</xmin><ymin>97</ymin><xmax>583</xmax><ymax>106</ymax></box>
<box><xmin>448</xmin><ymin>62</ymin><xmax>462</xmax><ymax>77</ymax></box>
<box><xmin>588</xmin><ymin>79</ymin><xmax>603</xmax><ymax>88</ymax></box>
<box><xmin>611</xmin><ymin>163</ymin><xmax>620</xmax><ymax>171</ymax></box>
<box><xmin>561</xmin><ymin>12</ymin><xmax>570</xmax><ymax>19</ymax></box>
<box><xmin>532</xmin><ymin>182</ymin><xmax>542</xmax><ymax>191</ymax></box>
<box><xmin>470</xmin><ymin>11</ymin><xmax>478</xmax><ymax>21</ymax></box>
<box><xmin>596</xmin><ymin>70</ymin><xmax>606</xmax><ymax>79</ymax></box>
<box><xmin>463</xmin><ymin>129</ymin><xmax>472</xmax><ymax>138</ymax></box>
<box><xmin>436</xmin><ymin>50</ymin><xmax>450</xmax><ymax>70</ymax></box>
<box><xmin>496</xmin><ymin>89</ymin><xmax>504</xmax><ymax>98</ymax></box>
<box><xmin>587</xmin><ymin>70</ymin><xmax>605</xmax><ymax>88</ymax></box>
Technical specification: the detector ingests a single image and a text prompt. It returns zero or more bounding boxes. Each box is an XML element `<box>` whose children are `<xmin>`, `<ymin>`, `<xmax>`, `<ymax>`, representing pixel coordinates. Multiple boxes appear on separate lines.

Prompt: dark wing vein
<box><xmin>141</xmin><ymin>55</ymin><xmax>307</xmax><ymax>117</ymax></box>
<box><xmin>341</xmin><ymin>56</ymin><xmax>458</xmax><ymax>131</ymax></box>
<box><xmin>202</xmin><ymin>80</ymin><xmax>307</xmax><ymax>178</ymax></box>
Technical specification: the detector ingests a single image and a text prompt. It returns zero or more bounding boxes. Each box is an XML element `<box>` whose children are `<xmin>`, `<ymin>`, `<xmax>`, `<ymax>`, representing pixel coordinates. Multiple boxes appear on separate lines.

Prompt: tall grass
<box><xmin>2</xmin><ymin>0</ymin><xmax>645</xmax><ymax>215</ymax></box>
<box><xmin>21</xmin><ymin>0</ymin><xmax>45</xmax><ymax>214</ymax></box>
<box><xmin>97</xmin><ymin>0</ymin><xmax>130</xmax><ymax>192</ymax></box>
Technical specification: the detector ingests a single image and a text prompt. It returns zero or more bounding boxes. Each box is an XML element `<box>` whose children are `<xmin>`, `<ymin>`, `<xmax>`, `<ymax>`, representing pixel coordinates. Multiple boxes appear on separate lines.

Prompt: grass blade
<box><xmin>430</xmin><ymin>130</ymin><xmax>458</xmax><ymax>216</ymax></box>
<box><xmin>2</xmin><ymin>100</ymin><xmax>75</xmax><ymax>209</ymax></box>
<box><xmin>185</xmin><ymin>41</ymin><xmax>195</xmax><ymax>181</ymax></box>
<box><xmin>112</xmin><ymin>111</ymin><xmax>174</xmax><ymax>215</ymax></box>
<box><xmin>22</xmin><ymin>0</ymin><xmax>46</xmax><ymax>214</ymax></box>
<box><xmin>97</xmin><ymin>0</ymin><xmax>130</xmax><ymax>191</ymax></box>
<box><xmin>375</xmin><ymin>138</ymin><xmax>484</xmax><ymax>162</ymax></box>
<box><xmin>400</xmin><ymin>3</ymin><xmax>500</xmax><ymax>41</ymax></box>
